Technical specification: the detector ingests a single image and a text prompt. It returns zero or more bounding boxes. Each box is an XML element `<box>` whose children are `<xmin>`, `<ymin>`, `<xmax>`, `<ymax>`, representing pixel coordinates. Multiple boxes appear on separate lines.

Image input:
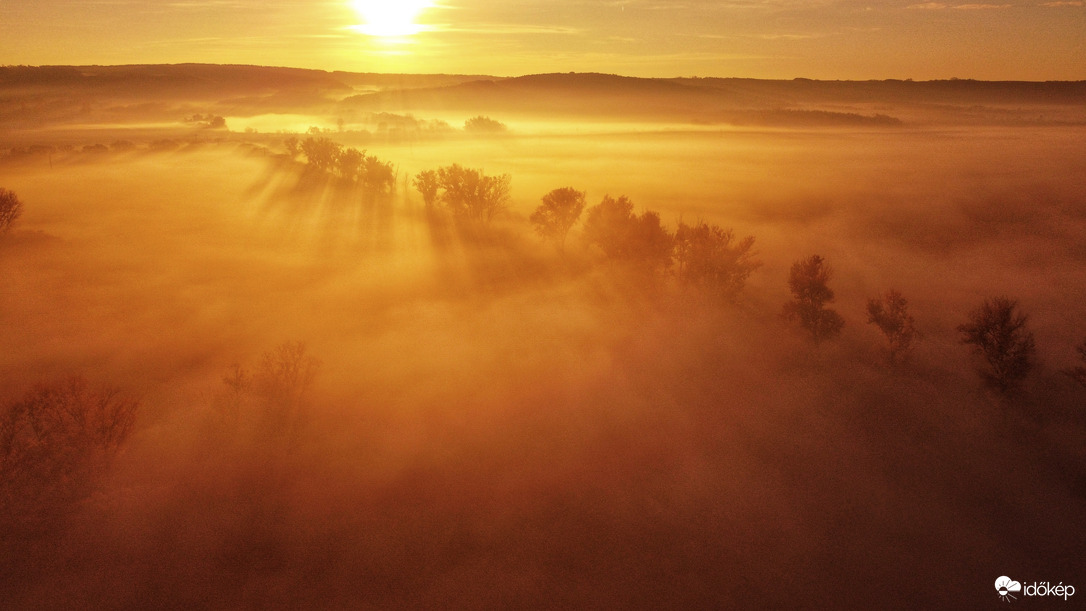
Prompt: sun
<box><xmin>349</xmin><ymin>0</ymin><xmax>432</xmax><ymax>38</ymax></box>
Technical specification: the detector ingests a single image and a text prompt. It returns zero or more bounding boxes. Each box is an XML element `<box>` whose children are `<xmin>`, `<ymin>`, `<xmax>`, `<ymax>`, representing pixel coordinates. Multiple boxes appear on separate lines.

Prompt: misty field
<box><xmin>2</xmin><ymin>115</ymin><xmax>1085</xmax><ymax>608</ymax></box>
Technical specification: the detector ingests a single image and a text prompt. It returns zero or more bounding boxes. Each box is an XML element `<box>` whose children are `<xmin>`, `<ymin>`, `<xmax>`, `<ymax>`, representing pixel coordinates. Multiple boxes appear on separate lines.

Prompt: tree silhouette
<box><xmin>957</xmin><ymin>297</ymin><xmax>1035</xmax><ymax>393</ymax></box>
<box><xmin>867</xmin><ymin>289</ymin><xmax>919</xmax><ymax>364</ymax></box>
<box><xmin>464</xmin><ymin>115</ymin><xmax>507</xmax><ymax>134</ymax></box>
<box><xmin>530</xmin><ymin>187</ymin><xmax>586</xmax><ymax>249</ymax></box>
<box><xmin>337</xmin><ymin>147</ymin><xmax>365</xmax><ymax>182</ymax></box>
<box><xmin>1065</xmin><ymin>338</ymin><xmax>1086</xmax><ymax>389</ymax></box>
<box><xmin>1</xmin><ymin>378</ymin><xmax>138</xmax><ymax>535</ymax></box>
<box><xmin>0</xmin><ymin>188</ymin><xmax>22</xmax><ymax>234</ymax></box>
<box><xmin>413</xmin><ymin>169</ymin><xmax>439</xmax><ymax>209</ymax></box>
<box><xmin>582</xmin><ymin>195</ymin><xmax>674</xmax><ymax>271</ymax></box>
<box><xmin>782</xmin><ymin>255</ymin><xmax>845</xmax><ymax>343</ymax></box>
<box><xmin>284</xmin><ymin>136</ymin><xmax>300</xmax><ymax>158</ymax></box>
<box><xmin>418</xmin><ymin>164</ymin><xmax>511</xmax><ymax>223</ymax></box>
<box><xmin>299</xmin><ymin>137</ymin><xmax>342</xmax><ymax>172</ymax></box>
<box><xmin>221</xmin><ymin>341</ymin><xmax>321</xmax><ymax>442</ymax></box>
<box><xmin>674</xmin><ymin>221</ymin><xmax>759</xmax><ymax>300</ymax></box>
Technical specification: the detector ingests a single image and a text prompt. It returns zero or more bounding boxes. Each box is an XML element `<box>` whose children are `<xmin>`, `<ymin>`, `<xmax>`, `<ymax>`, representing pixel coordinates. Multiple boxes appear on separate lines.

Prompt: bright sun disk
<box><xmin>350</xmin><ymin>0</ymin><xmax>432</xmax><ymax>38</ymax></box>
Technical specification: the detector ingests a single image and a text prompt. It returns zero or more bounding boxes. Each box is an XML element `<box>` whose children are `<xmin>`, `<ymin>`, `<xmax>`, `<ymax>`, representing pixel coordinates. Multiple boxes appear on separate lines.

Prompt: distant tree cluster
<box><xmin>287</xmin><ymin>136</ymin><xmax>395</xmax><ymax>193</ymax></box>
<box><xmin>463</xmin><ymin>115</ymin><xmax>508</xmax><ymax>134</ymax></box>
<box><xmin>527</xmin><ymin>188</ymin><xmax>759</xmax><ymax>295</ymax></box>
<box><xmin>185</xmin><ymin>114</ymin><xmax>227</xmax><ymax>129</ymax></box>
<box><xmin>413</xmin><ymin>164</ymin><xmax>511</xmax><ymax>222</ymax></box>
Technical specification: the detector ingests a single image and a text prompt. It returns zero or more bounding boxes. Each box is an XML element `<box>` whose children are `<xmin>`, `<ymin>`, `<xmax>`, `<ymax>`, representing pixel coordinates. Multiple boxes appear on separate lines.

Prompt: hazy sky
<box><xmin>1</xmin><ymin>0</ymin><xmax>1083</xmax><ymax>79</ymax></box>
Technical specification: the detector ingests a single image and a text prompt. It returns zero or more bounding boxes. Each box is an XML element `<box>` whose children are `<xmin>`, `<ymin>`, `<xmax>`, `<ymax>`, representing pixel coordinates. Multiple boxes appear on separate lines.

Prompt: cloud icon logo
<box><xmin>996</xmin><ymin>576</ymin><xmax>1022</xmax><ymax>602</ymax></box>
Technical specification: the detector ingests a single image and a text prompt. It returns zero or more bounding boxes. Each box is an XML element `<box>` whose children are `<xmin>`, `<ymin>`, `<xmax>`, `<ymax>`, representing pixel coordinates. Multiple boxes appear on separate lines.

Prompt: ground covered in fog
<box><xmin>2</xmin><ymin>93</ymin><xmax>1086</xmax><ymax>607</ymax></box>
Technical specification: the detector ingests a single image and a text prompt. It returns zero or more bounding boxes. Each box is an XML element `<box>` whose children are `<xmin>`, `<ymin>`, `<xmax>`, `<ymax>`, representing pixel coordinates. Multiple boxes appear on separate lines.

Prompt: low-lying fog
<box><xmin>2</xmin><ymin>121</ymin><xmax>1084</xmax><ymax>608</ymax></box>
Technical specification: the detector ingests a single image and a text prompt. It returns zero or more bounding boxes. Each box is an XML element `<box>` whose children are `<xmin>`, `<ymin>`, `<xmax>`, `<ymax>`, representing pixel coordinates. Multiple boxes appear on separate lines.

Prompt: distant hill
<box><xmin>340</xmin><ymin>71</ymin><xmax>1086</xmax><ymax>126</ymax></box>
<box><xmin>2</xmin><ymin>64</ymin><xmax>1084</xmax><ymax>130</ymax></box>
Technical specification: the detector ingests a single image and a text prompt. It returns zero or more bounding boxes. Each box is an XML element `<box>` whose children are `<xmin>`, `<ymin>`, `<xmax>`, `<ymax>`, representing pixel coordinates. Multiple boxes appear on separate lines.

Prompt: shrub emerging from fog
<box><xmin>958</xmin><ymin>297</ymin><xmax>1036</xmax><ymax>394</ymax></box>
<box><xmin>0</xmin><ymin>188</ymin><xmax>22</xmax><ymax>233</ymax></box>
<box><xmin>463</xmin><ymin>115</ymin><xmax>507</xmax><ymax>134</ymax></box>
<box><xmin>530</xmin><ymin>187</ymin><xmax>586</xmax><ymax>249</ymax></box>
<box><xmin>1</xmin><ymin>378</ymin><xmax>138</xmax><ymax>535</ymax></box>
<box><xmin>674</xmin><ymin>221</ymin><xmax>760</xmax><ymax>300</ymax></box>
<box><xmin>867</xmin><ymin>289</ymin><xmax>920</xmax><ymax>365</ymax></box>
<box><xmin>582</xmin><ymin>195</ymin><xmax>674</xmax><ymax>271</ymax></box>
<box><xmin>1065</xmin><ymin>339</ymin><xmax>1086</xmax><ymax>389</ymax></box>
<box><xmin>415</xmin><ymin>164</ymin><xmax>511</xmax><ymax>223</ymax></box>
<box><xmin>782</xmin><ymin>255</ymin><xmax>845</xmax><ymax>343</ymax></box>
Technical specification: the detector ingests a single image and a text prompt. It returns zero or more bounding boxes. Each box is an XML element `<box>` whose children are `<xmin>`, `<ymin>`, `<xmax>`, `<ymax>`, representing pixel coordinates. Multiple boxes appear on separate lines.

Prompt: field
<box><xmin>1</xmin><ymin>66</ymin><xmax>1085</xmax><ymax>608</ymax></box>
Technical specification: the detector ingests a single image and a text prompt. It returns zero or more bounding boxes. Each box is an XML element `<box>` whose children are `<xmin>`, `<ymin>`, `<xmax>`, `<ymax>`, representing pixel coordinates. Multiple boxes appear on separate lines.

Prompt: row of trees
<box><xmin>287</xmin><ymin>136</ymin><xmax>396</xmax><ymax>194</ymax></box>
<box><xmin>413</xmin><ymin>165</ymin><xmax>512</xmax><ymax>223</ymax></box>
<box><xmin>779</xmin><ymin>254</ymin><xmax>1068</xmax><ymax>394</ymax></box>
<box><xmin>405</xmin><ymin>173</ymin><xmax>1083</xmax><ymax>395</ymax></box>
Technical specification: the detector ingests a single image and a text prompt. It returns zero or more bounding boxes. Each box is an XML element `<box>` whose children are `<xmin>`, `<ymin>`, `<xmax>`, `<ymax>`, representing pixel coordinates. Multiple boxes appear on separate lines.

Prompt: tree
<box><xmin>464</xmin><ymin>115</ymin><xmax>507</xmax><ymax>134</ymax></box>
<box><xmin>674</xmin><ymin>221</ymin><xmax>759</xmax><ymax>300</ymax></box>
<box><xmin>413</xmin><ymin>169</ymin><xmax>439</xmax><ymax>208</ymax></box>
<box><xmin>337</xmin><ymin>147</ymin><xmax>365</xmax><ymax>182</ymax></box>
<box><xmin>1</xmin><ymin>378</ymin><xmax>138</xmax><ymax>533</ymax></box>
<box><xmin>359</xmin><ymin>153</ymin><xmax>395</xmax><ymax>194</ymax></box>
<box><xmin>0</xmin><ymin>188</ymin><xmax>22</xmax><ymax>234</ymax></box>
<box><xmin>284</xmin><ymin>136</ymin><xmax>300</xmax><ymax>158</ymax></box>
<box><xmin>220</xmin><ymin>341</ymin><xmax>321</xmax><ymax>442</ymax></box>
<box><xmin>867</xmin><ymin>289</ymin><xmax>919</xmax><ymax>364</ymax></box>
<box><xmin>1065</xmin><ymin>338</ymin><xmax>1086</xmax><ymax>389</ymax></box>
<box><xmin>299</xmin><ymin>137</ymin><xmax>342</xmax><ymax>172</ymax></box>
<box><xmin>782</xmin><ymin>255</ymin><xmax>845</xmax><ymax>343</ymax></box>
<box><xmin>530</xmin><ymin>187</ymin><xmax>586</xmax><ymax>249</ymax></box>
<box><xmin>957</xmin><ymin>297</ymin><xmax>1036</xmax><ymax>393</ymax></box>
<box><xmin>582</xmin><ymin>195</ymin><xmax>674</xmax><ymax>271</ymax></box>
<box><xmin>422</xmin><ymin>164</ymin><xmax>511</xmax><ymax>222</ymax></box>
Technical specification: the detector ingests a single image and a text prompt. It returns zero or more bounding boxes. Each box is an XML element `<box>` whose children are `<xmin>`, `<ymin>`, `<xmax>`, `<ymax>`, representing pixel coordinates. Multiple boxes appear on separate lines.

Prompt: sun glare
<box><xmin>349</xmin><ymin>0</ymin><xmax>432</xmax><ymax>38</ymax></box>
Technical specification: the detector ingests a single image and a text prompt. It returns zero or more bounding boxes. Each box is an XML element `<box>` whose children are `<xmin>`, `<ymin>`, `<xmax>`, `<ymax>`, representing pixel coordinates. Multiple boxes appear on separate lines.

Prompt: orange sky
<box><xmin>1</xmin><ymin>0</ymin><xmax>1083</xmax><ymax>79</ymax></box>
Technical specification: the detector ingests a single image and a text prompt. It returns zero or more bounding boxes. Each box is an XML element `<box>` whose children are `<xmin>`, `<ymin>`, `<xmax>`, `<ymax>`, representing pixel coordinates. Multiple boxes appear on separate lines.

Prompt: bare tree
<box><xmin>219</xmin><ymin>342</ymin><xmax>321</xmax><ymax>442</ymax></box>
<box><xmin>530</xmin><ymin>187</ymin><xmax>586</xmax><ymax>249</ymax></box>
<box><xmin>674</xmin><ymin>220</ymin><xmax>759</xmax><ymax>301</ymax></box>
<box><xmin>782</xmin><ymin>255</ymin><xmax>845</xmax><ymax>343</ymax></box>
<box><xmin>957</xmin><ymin>297</ymin><xmax>1035</xmax><ymax>393</ymax></box>
<box><xmin>1</xmin><ymin>378</ymin><xmax>138</xmax><ymax>534</ymax></box>
<box><xmin>867</xmin><ymin>289</ymin><xmax>920</xmax><ymax>364</ymax></box>
<box><xmin>0</xmin><ymin>188</ymin><xmax>22</xmax><ymax>234</ymax></box>
<box><xmin>1063</xmin><ymin>338</ymin><xmax>1086</xmax><ymax>389</ymax></box>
